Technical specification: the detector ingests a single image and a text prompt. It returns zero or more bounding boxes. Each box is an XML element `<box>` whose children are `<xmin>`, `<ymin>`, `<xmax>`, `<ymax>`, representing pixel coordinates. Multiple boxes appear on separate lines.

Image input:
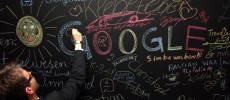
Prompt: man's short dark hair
<box><xmin>0</xmin><ymin>61</ymin><xmax>28</xmax><ymax>100</ymax></box>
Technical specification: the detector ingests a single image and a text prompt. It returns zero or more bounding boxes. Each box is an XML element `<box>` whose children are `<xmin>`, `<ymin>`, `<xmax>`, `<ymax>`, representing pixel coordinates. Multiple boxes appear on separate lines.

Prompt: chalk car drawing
<box><xmin>86</xmin><ymin>11</ymin><xmax>155</xmax><ymax>29</ymax></box>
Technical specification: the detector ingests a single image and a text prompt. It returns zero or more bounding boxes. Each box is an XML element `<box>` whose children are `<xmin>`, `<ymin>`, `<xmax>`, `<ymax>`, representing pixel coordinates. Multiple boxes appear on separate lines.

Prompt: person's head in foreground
<box><xmin>0</xmin><ymin>28</ymin><xmax>83</xmax><ymax>100</ymax></box>
<box><xmin>0</xmin><ymin>61</ymin><xmax>39</xmax><ymax>100</ymax></box>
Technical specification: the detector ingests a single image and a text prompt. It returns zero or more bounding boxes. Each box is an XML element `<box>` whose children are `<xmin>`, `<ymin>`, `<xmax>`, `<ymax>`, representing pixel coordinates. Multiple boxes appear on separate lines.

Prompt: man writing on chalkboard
<box><xmin>0</xmin><ymin>29</ymin><xmax>86</xmax><ymax>100</ymax></box>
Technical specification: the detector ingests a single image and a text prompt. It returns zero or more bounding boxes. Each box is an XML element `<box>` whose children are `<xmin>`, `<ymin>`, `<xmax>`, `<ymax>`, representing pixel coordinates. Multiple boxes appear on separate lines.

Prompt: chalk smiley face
<box><xmin>16</xmin><ymin>16</ymin><xmax>43</xmax><ymax>47</ymax></box>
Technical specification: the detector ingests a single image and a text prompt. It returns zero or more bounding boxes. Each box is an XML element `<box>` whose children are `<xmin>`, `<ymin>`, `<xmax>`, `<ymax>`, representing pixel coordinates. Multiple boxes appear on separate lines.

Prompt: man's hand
<box><xmin>72</xmin><ymin>28</ymin><xmax>83</xmax><ymax>50</ymax></box>
<box><xmin>72</xmin><ymin>28</ymin><xmax>82</xmax><ymax>42</ymax></box>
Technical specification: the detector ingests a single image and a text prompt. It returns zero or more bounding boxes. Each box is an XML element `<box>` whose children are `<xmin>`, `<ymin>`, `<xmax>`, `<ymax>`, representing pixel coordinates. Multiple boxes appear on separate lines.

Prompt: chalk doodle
<box><xmin>0</xmin><ymin>0</ymin><xmax>229</xmax><ymax>99</ymax></box>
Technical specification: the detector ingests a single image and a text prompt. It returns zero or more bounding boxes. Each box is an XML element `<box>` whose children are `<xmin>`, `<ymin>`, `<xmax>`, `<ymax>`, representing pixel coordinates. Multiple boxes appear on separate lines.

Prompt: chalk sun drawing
<box><xmin>0</xmin><ymin>0</ymin><xmax>65</xmax><ymax>60</ymax></box>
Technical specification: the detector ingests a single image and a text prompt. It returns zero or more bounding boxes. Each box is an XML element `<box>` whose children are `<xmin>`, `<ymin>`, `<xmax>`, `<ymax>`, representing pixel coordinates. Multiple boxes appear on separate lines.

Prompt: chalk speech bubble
<box><xmin>113</xmin><ymin>71</ymin><xmax>135</xmax><ymax>83</ymax></box>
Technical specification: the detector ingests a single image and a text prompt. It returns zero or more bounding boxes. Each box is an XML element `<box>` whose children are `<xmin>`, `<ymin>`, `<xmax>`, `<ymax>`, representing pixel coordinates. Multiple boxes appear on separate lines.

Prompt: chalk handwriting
<box><xmin>68</xmin><ymin>0</ymin><xmax>198</xmax><ymax>20</ymax></box>
<box><xmin>107</xmin><ymin>52</ymin><xmax>115</xmax><ymax>61</ymax></box>
<box><xmin>126</xmin><ymin>81</ymin><xmax>150</xmax><ymax>99</ymax></box>
<box><xmin>218</xmin><ymin>0</ymin><xmax>230</xmax><ymax>22</ymax></box>
<box><xmin>217</xmin><ymin>51</ymin><xmax>230</xmax><ymax>57</ymax></box>
<box><xmin>84</xmin><ymin>75</ymin><xmax>95</xmax><ymax>90</ymax></box>
<box><xmin>220</xmin><ymin>79</ymin><xmax>227</xmax><ymax>91</ymax></box>
<box><xmin>0</xmin><ymin>0</ymin><xmax>229</xmax><ymax>100</ymax></box>
<box><xmin>81</xmin><ymin>94</ymin><xmax>124</xmax><ymax>100</ymax></box>
<box><xmin>168</xmin><ymin>61</ymin><xmax>198</xmax><ymax>71</ymax></box>
<box><xmin>0</xmin><ymin>38</ymin><xmax>17</xmax><ymax>48</ymax></box>
<box><xmin>0</xmin><ymin>52</ymin><xmax>8</xmax><ymax>66</ymax></box>
<box><xmin>212</xmin><ymin>94</ymin><xmax>230</xmax><ymax>100</ymax></box>
<box><xmin>128</xmin><ymin>61</ymin><xmax>170</xmax><ymax>95</ymax></box>
<box><xmin>88</xmin><ymin>25</ymin><xmax>207</xmax><ymax>57</ymax></box>
<box><xmin>113</xmin><ymin>71</ymin><xmax>135</xmax><ymax>83</ymax></box>
<box><xmin>89</xmin><ymin>60</ymin><xmax>116</xmax><ymax>77</ymax></box>
<box><xmin>45</xmin><ymin>0</ymin><xmax>86</xmax><ymax>6</ymax></box>
<box><xmin>160</xmin><ymin>16</ymin><xmax>183</xmax><ymax>27</ymax></box>
<box><xmin>39</xmin><ymin>77</ymin><xmax>64</xmax><ymax>87</ymax></box>
<box><xmin>112</xmin><ymin>54</ymin><xmax>137</xmax><ymax>67</ymax></box>
<box><xmin>147</xmin><ymin>52</ymin><xmax>202</xmax><ymax>62</ymax></box>
<box><xmin>177</xmin><ymin>95</ymin><xmax>196</xmax><ymax>100</ymax></box>
<box><xmin>182</xmin><ymin>66</ymin><xmax>213</xmax><ymax>74</ymax></box>
<box><xmin>20</xmin><ymin>58</ymin><xmax>69</xmax><ymax>69</ymax></box>
<box><xmin>183</xmin><ymin>71</ymin><xmax>213</xmax><ymax>85</ymax></box>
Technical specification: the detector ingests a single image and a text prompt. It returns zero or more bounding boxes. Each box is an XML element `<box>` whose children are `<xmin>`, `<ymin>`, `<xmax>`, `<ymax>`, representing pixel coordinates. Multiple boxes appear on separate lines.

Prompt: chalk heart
<box><xmin>180</xmin><ymin>7</ymin><xmax>198</xmax><ymax>20</ymax></box>
<box><xmin>204</xmin><ymin>80</ymin><xmax>216</xmax><ymax>91</ymax></box>
<box><xmin>69</xmin><ymin>5</ymin><xmax>82</xmax><ymax>17</ymax></box>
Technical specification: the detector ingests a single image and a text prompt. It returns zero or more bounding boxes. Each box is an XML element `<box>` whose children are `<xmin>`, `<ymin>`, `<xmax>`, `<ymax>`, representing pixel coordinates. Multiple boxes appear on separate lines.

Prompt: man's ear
<box><xmin>25</xmin><ymin>87</ymin><xmax>34</xmax><ymax>95</ymax></box>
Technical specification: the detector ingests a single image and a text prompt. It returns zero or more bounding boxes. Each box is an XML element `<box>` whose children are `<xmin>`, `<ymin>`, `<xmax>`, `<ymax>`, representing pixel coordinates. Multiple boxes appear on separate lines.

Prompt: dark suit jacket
<box><xmin>44</xmin><ymin>50</ymin><xmax>86</xmax><ymax>100</ymax></box>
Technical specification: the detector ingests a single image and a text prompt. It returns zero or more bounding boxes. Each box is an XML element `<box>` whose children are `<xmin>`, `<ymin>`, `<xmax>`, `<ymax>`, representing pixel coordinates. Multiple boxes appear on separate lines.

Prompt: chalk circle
<box><xmin>16</xmin><ymin>16</ymin><xmax>43</xmax><ymax>47</ymax></box>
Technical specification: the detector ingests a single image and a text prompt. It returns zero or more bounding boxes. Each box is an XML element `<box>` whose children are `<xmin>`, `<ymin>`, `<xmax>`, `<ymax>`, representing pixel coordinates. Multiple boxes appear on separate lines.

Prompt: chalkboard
<box><xmin>0</xmin><ymin>0</ymin><xmax>230</xmax><ymax>100</ymax></box>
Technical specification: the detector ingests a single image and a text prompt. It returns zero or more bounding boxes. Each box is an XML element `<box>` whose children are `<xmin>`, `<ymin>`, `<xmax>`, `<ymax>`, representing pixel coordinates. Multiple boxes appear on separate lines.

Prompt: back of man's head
<box><xmin>0</xmin><ymin>61</ymin><xmax>28</xmax><ymax>100</ymax></box>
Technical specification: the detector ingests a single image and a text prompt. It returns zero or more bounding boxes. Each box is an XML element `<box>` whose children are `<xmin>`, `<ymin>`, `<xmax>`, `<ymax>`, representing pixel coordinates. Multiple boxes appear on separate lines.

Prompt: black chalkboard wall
<box><xmin>0</xmin><ymin>0</ymin><xmax>230</xmax><ymax>100</ymax></box>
